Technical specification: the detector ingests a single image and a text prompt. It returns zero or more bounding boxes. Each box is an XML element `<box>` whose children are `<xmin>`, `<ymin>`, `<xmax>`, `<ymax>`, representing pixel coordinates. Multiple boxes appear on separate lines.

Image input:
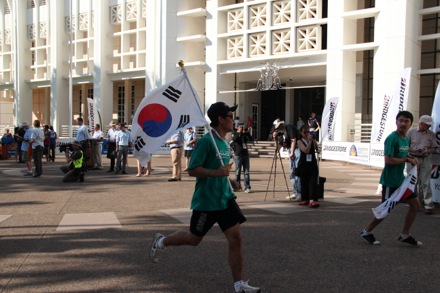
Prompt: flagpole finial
<box><xmin>178</xmin><ymin>60</ymin><xmax>185</xmax><ymax>68</ymax></box>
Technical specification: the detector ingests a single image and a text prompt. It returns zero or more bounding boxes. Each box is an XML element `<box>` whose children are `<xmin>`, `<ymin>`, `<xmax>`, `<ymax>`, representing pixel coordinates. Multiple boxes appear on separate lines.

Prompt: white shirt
<box><xmin>92</xmin><ymin>130</ymin><xmax>104</xmax><ymax>144</ymax></box>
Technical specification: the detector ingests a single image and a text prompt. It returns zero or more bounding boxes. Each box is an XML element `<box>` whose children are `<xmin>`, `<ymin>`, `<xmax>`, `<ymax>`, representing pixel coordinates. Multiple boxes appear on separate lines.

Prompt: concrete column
<box><xmin>326</xmin><ymin>0</ymin><xmax>357</xmax><ymax>141</ymax></box>
<box><xmin>49</xmin><ymin>0</ymin><xmax>70</xmax><ymax>135</ymax></box>
<box><xmin>373</xmin><ymin>0</ymin><xmax>422</xmax><ymax>119</ymax></box>
<box><xmin>14</xmin><ymin>0</ymin><xmax>32</xmax><ymax>125</ymax></box>
<box><xmin>94</xmin><ymin>1</ymin><xmax>113</xmax><ymax>127</ymax></box>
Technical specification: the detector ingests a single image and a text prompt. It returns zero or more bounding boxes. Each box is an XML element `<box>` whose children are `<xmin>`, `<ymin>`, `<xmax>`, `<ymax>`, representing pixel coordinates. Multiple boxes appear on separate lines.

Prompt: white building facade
<box><xmin>0</xmin><ymin>0</ymin><xmax>439</xmax><ymax>142</ymax></box>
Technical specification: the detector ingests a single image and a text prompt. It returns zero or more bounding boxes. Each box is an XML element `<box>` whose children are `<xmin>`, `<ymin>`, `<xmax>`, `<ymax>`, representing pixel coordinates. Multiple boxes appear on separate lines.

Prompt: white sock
<box><xmin>234</xmin><ymin>280</ymin><xmax>243</xmax><ymax>292</ymax></box>
<box><xmin>157</xmin><ymin>237</ymin><xmax>165</xmax><ymax>249</ymax></box>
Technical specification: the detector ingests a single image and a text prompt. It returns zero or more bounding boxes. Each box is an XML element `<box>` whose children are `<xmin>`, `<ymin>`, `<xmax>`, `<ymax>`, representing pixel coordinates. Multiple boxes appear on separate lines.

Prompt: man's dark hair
<box><xmin>396</xmin><ymin>111</ymin><xmax>413</xmax><ymax>123</ymax></box>
<box><xmin>77</xmin><ymin>117</ymin><xmax>83</xmax><ymax>122</ymax></box>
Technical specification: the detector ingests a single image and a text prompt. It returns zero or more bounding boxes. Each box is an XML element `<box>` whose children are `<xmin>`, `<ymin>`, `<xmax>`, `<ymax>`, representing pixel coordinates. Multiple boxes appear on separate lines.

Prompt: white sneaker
<box><xmin>235</xmin><ymin>280</ymin><xmax>260</xmax><ymax>293</ymax></box>
<box><xmin>149</xmin><ymin>233</ymin><xmax>165</xmax><ymax>263</ymax></box>
<box><xmin>245</xmin><ymin>188</ymin><xmax>251</xmax><ymax>193</ymax></box>
<box><xmin>292</xmin><ymin>195</ymin><xmax>302</xmax><ymax>202</ymax></box>
<box><xmin>286</xmin><ymin>194</ymin><xmax>297</xmax><ymax>199</ymax></box>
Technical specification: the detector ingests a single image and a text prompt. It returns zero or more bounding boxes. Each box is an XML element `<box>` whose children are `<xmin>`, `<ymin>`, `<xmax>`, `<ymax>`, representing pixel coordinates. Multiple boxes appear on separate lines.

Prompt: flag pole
<box><xmin>178</xmin><ymin>61</ymin><xmax>234</xmax><ymax>192</ymax></box>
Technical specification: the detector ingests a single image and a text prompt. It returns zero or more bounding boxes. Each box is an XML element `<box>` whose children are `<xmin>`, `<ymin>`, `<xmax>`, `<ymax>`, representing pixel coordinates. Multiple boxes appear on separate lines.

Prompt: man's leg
<box><xmin>224</xmin><ymin>223</ymin><xmax>243</xmax><ymax>282</ymax></box>
<box><xmin>235</xmin><ymin>156</ymin><xmax>243</xmax><ymax>186</ymax></box>
<box><xmin>121</xmin><ymin>148</ymin><xmax>128</xmax><ymax>172</ymax></box>
<box><xmin>402</xmin><ymin>197</ymin><xmax>420</xmax><ymax>235</ymax></box>
<box><xmin>176</xmin><ymin>148</ymin><xmax>183</xmax><ymax>180</ymax></box>
<box><xmin>243</xmin><ymin>156</ymin><xmax>251</xmax><ymax>190</ymax></box>
<box><xmin>115</xmin><ymin>151</ymin><xmax>122</xmax><ymax>173</ymax></box>
<box><xmin>163</xmin><ymin>230</ymin><xmax>203</xmax><ymax>247</ymax></box>
<box><xmin>170</xmin><ymin>148</ymin><xmax>178</xmax><ymax>179</ymax></box>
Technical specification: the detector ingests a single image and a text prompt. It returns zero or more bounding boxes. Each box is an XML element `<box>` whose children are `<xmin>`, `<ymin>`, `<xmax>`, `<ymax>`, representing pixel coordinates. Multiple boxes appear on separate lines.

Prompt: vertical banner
<box><xmin>430</xmin><ymin>82</ymin><xmax>440</xmax><ymax>203</ymax></box>
<box><xmin>371</xmin><ymin>68</ymin><xmax>411</xmax><ymax>143</ymax></box>
<box><xmin>321</xmin><ymin>97</ymin><xmax>339</xmax><ymax>141</ymax></box>
<box><xmin>87</xmin><ymin>98</ymin><xmax>99</xmax><ymax>132</ymax></box>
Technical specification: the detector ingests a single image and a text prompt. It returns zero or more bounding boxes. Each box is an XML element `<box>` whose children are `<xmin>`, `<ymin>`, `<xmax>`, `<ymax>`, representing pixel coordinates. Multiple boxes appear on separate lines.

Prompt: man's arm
<box><xmin>384</xmin><ymin>155</ymin><xmax>417</xmax><ymax>166</ymax></box>
<box><xmin>188</xmin><ymin>165</ymin><xmax>231</xmax><ymax>178</ymax></box>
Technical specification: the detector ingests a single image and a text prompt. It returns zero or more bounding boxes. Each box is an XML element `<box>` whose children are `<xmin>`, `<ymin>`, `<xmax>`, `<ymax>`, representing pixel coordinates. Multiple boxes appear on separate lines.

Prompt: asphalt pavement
<box><xmin>1</xmin><ymin>154</ymin><xmax>439</xmax><ymax>293</ymax></box>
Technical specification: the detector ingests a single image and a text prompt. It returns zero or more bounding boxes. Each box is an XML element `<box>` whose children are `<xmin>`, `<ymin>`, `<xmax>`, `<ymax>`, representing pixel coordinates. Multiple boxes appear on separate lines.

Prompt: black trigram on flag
<box><xmin>177</xmin><ymin>115</ymin><xmax>190</xmax><ymax>129</ymax></box>
<box><xmin>163</xmin><ymin>86</ymin><xmax>182</xmax><ymax>103</ymax></box>
<box><xmin>135</xmin><ymin>136</ymin><xmax>146</xmax><ymax>151</ymax></box>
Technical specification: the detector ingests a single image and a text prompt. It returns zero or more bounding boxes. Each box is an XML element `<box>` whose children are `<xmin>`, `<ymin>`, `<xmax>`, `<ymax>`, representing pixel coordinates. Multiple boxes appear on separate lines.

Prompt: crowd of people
<box><xmin>2</xmin><ymin>106</ymin><xmax>439</xmax><ymax>292</ymax></box>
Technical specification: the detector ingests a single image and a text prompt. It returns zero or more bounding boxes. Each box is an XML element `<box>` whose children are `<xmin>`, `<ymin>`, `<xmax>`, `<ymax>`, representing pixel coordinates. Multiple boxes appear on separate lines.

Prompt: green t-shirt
<box><xmin>379</xmin><ymin>131</ymin><xmax>408</xmax><ymax>188</ymax></box>
<box><xmin>188</xmin><ymin>132</ymin><xmax>236</xmax><ymax>211</ymax></box>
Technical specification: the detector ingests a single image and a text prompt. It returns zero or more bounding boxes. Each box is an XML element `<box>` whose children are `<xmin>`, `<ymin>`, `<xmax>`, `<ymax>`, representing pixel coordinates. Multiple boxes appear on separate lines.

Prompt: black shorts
<box><xmin>382</xmin><ymin>185</ymin><xmax>416</xmax><ymax>203</ymax></box>
<box><xmin>184</xmin><ymin>149</ymin><xmax>193</xmax><ymax>158</ymax></box>
<box><xmin>190</xmin><ymin>199</ymin><xmax>246</xmax><ymax>237</ymax></box>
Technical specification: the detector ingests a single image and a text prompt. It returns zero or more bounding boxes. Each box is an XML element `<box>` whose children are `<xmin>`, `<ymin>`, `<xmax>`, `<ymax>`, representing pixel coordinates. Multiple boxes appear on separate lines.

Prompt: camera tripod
<box><xmin>264</xmin><ymin>141</ymin><xmax>291</xmax><ymax>201</ymax></box>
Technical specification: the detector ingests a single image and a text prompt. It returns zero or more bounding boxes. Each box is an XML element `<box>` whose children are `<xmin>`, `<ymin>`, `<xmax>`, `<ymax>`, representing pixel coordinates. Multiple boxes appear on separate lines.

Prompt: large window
<box><xmin>117</xmin><ymin>86</ymin><xmax>125</xmax><ymax>124</ymax></box>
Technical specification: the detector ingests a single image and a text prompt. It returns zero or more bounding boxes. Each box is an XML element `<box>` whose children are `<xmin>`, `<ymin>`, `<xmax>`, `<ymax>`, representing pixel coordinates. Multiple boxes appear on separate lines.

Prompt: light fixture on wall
<box><xmin>218</xmin><ymin>61</ymin><xmax>326</xmax><ymax>94</ymax></box>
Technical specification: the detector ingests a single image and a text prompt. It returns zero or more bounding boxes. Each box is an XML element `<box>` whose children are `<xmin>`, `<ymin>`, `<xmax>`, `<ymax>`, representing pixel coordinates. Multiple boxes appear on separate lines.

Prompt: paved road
<box><xmin>1</xmin><ymin>155</ymin><xmax>439</xmax><ymax>292</ymax></box>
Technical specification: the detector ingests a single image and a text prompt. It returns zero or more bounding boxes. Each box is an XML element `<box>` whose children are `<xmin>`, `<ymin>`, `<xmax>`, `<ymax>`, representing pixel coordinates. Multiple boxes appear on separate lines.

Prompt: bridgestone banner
<box><xmin>371</xmin><ymin>68</ymin><xmax>411</xmax><ymax>144</ymax></box>
<box><xmin>87</xmin><ymin>98</ymin><xmax>99</xmax><ymax>132</ymax></box>
<box><xmin>321</xmin><ymin>97</ymin><xmax>339</xmax><ymax>141</ymax></box>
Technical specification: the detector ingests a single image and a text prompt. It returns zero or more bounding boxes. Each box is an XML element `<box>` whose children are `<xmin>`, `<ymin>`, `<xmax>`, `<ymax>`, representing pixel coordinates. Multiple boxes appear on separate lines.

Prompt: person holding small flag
<box><xmin>149</xmin><ymin>102</ymin><xmax>260</xmax><ymax>293</ymax></box>
<box><xmin>360</xmin><ymin>111</ymin><xmax>421</xmax><ymax>246</ymax></box>
<box><xmin>407</xmin><ymin>115</ymin><xmax>438</xmax><ymax>215</ymax></box>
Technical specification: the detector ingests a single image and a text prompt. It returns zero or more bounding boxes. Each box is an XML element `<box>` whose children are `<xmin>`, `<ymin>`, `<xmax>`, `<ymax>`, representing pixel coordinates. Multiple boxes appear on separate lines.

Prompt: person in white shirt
<box><xmin>29</xmin><ymin>120</ymin><xmax>45</xmax><ymax>177</ymax></box>
<box><xmin>106</xmin><ymin>122</ymin><xmax>119</xmax><ymax>172</ymax></box>
<box><xmin>114</xmin><ymin>123</ymin><xmax>132</xmax><ymax>175</ymax></box>
<box><xmin>92</xmin><ymin>124</ymin><xmax>104</xmax><ymax>170</ymax></box>
<box><xmin>75</xmin><ymin>117</ymin><xmax>90</xmax><ymax>144</ymax></box>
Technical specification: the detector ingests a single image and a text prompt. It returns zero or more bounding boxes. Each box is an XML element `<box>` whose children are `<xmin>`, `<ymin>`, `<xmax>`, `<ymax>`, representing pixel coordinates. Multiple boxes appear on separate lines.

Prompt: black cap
<box><xmin>207</xmin><ymin>102</ymin><xmax>238</xmax><ymax>122</ymax></box>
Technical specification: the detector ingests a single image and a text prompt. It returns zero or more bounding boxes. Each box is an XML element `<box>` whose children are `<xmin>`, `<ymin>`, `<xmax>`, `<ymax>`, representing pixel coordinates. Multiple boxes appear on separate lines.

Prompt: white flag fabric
<box><xmin>87</xmin><ymin>98</ymin><xmax>99</xmax><ymax>132</ymax></box>
<box><xmin>321</xmin><ymin>97</ymin><xmax>339</xmax><ymax>141</ymax></box>
<box><xmin>371</xmin><ymin>68</ymin><xmax>411</xmax><ymax>143</ymax></box>
<box><xmin>430</xmin><ymin>82</ymin><xmax>440</xmax><ymax>203</ymax></box>
<box><xmin>372</xmin><ymin>167</ymin><xmax>417</xmax><ymax>219</ymax></box>
<box><xmin>131</xmin><ymin>74</ymin><xmax>208</xmax><ymax>166</ymax></box>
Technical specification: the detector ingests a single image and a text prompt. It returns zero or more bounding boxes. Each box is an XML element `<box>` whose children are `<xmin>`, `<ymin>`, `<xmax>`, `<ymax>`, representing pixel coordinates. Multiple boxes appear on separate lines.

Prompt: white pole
<box><xmin>68</xmin><ymin>0</ymin><xmax>73</xmax><ymax>138</ymax></box>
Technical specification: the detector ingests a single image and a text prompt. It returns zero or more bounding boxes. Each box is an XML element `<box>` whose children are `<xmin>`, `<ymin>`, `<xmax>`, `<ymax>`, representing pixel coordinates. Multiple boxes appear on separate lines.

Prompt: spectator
<box><xmin>183</xmin><ymin>127</ymin><xmax>197</xmax><ymax>171</ymax></box>
<box><xmin>60</xmin><ymin>140</ymin><xmax>85</xmax><ymax>182</ymax></box>
<box><xmin>296</xmin><ymin>116</ymin><xmax>305</xmax><ymax>130</ymax></box>
<box><xmin>20</xmin><ymin>122</ymin><xmax>33</xmax><ymax>175</ymax></box>
<box><xmin>49</xmin><ymin>126</ymin><xmax>57</xmax><ymax>162</ymax></box>
<box><xmin>29</xmin><ymin>120</ymin><xmax>44</xmax><ymax>177</ymax></box>
<box><xmin>114</xmin><ymin>123</ymin><xmax>132</xmax><ymax>175</ymax></box>
<box><xmin>166</xmin><ymin>130</ymin><xmax>184</xmax><ymax>181</ymax></box>
<box><xmin>308</xmin><ymin>112</ymin><xmax>320</xmax><ymax>140</ymax></box>
<box><xmin>106</xmin><ymin>121</ymin><xmax>119</xmax><ymax>172</ymax></box>
<box><xmin>231</xmin><ymin>123</ymin><xmax>253</xmax><ymax>193</ymax></box>
<box><xmin>92</xmin><ymin>124</ymin><xmax>104</xmax><ymax>170</ymax></box>
<box><xmin>296</xmin><ymin>125</ymin><xmax>320</xmax><ymax>208</ymax></box>
<box><xmin>407</xmin><ymin>115</ymin><xmax>438</xmax><ymax>215</ymax></box>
